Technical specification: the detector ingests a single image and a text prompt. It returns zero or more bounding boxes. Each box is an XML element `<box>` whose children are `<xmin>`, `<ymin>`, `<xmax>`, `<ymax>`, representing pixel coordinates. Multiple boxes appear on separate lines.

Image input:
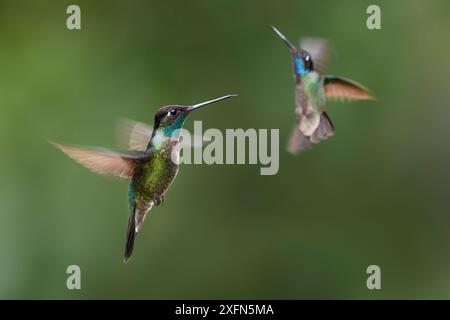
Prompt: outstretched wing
<box><xmin>301</xmin><ymin>37</ymin><xmax>330</xmax><ymax>74</ymax></box>
<box><xmin>324</xmin><ymin>76</ymin><xmax>375</xmax><ymax>101</ymax></box>
<box><xmin>117</xmin><ymin>118</ymin><xmax>153</xmax><ymax>151</ymax></box>
<box><xmin>51</xmin><ymin>142</ymin><xmax>148</xmax><ymax>178</ymax></box>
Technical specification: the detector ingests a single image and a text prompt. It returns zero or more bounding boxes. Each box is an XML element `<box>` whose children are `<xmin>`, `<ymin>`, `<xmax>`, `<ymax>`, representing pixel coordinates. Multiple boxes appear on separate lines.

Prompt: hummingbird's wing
<box><xmin>324</xmin><ymin>76</ymin><xmax>375</xmax><ymax>101</ymax></box>
<box><xmin>51</xmin><ymin>142</ymin><xmax>148</xmax><ymax>178</ymax></box>
<box><xmin>117</xmin><ymin>118</ymin><xmax>153</xmax><ymax>151</ymax></box>
<box><xmin>301</xmin><ymin>37</ymin><xmax>330</xmax><ymax>74</ymax></box>
<box><xmin>118</xmin><ymin>118</ymin><xmax>210</xmax><ymax>151</ymax></box>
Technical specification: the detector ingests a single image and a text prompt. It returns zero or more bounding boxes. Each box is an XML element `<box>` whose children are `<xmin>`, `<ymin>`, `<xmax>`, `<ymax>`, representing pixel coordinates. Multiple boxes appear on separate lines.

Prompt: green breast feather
<box><xmin>128</xmin><ymin>146</ymin><xmax>178</xmax><ymax>205</ymax></box>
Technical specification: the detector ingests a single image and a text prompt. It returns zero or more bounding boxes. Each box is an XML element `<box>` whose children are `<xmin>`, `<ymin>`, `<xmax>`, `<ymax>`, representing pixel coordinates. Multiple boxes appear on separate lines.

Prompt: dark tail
<box><xmin>124</xmin><ymin>208</ymin><xmax>136</xmax><ymax>263</ymax></box>
<box><xmin>310</xmin><ymin>111</ymin><xmax>335</xmax><ymax>143</ymax></box>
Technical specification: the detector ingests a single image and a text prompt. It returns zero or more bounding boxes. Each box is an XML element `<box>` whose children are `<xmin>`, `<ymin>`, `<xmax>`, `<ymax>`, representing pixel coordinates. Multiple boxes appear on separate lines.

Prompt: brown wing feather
<box><xmin>324</xmin><ymin>76</ymin><xmax>375</xmax><ymax>101</ymax></box>
<box><xmin>51</xmin><ymin>142</ymin><xmax>144</xmax><ymax>178</ymax></box>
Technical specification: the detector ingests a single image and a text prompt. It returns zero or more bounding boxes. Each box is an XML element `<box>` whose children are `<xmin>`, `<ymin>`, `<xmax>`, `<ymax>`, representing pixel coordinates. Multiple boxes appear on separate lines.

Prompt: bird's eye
<box><xmin>303</xmin><ymin>52</ymin><xmax>313</xmax><ymax>70</ymax></box>
<box><xmin>167</xmin><ymin>109</ymin><xmax>178</xmax><ymax>116</ymax></box>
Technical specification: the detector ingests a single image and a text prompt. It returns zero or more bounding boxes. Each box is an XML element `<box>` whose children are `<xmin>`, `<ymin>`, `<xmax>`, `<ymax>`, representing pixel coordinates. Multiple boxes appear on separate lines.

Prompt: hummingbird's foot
<box><xmin>154</xmin><ymin>195</ymin><xmax>165</xmax><ymax>206</ymax></box>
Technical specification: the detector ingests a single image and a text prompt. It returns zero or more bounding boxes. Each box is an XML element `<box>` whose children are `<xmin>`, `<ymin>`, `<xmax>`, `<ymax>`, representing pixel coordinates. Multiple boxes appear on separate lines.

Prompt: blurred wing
<box><xmin>51</xmin><ymin>142</ymin><xmax>147</xmax><ymax>178</ymax></box>
<box><xmin>324</xmin><ymin>76</ymin><xmax>375</xmax><ymax>101</ymax></box>
<box><xmin>301</xmin><ymin>37</ymin><xmax>330</xmax><ymax>74</ymax></box>
<box><xmin>117</xmin><ymin>118</ymin><xmax>153</xmax><ymax>151</ymax></box>
<box><xmin>287</xmin><ymin>124</ymin><xmax>311</xmax><ymax>155</ymax></box>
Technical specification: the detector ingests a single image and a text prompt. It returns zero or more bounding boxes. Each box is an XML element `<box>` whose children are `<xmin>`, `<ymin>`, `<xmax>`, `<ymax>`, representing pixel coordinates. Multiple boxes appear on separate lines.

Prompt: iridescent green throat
<box><xmin>151</xmin><ymin>114</ymin><xmax>187</xmax><ymax>150</ymax></box>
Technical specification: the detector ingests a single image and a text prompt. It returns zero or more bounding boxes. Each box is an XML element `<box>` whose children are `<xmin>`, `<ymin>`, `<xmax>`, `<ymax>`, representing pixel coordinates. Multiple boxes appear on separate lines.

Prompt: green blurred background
<box><xmin>0</xmin><ymin>0</ymin><xmax>449</xmax><ymax>299</ymax></box>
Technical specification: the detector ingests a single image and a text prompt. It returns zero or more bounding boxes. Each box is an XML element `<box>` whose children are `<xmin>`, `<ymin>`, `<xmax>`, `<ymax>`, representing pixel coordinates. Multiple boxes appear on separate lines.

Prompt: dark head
<box><xmin>152</xmin><ymin>94</ymin><xmax>237</xmax><ymax>137</ymax></box>
<box><xmin>271</xmin><ymin>26</ymin><xmax>314</xmax><ymax>77</ymax></box>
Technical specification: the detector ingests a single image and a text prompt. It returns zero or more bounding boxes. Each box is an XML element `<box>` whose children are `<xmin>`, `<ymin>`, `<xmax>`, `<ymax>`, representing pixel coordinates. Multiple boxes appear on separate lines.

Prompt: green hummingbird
<box><xmin>52</xmin><ymin>94</ymin><xmax>236</xmax><ymax>262</ymax></box>
<box><xmin>271</xmin><ymin>26</ymin><xmax>375</xmax><ymax>154</ymax></box>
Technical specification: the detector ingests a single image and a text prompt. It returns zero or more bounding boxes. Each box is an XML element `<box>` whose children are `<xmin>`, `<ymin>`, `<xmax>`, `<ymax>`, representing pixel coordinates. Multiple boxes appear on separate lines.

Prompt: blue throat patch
<box><xmin>151</xmin><ymin>114</ymin><xmax>188</xmax><ymax>150</ymax></box>
<box><xmin>294</xmin><ymin>56</ymin><xmax>307</xmax><ymax>76</ymax></box>
<box><xmin>162</xmin><ymin>114</ymin><xmax>188</xmax><ymax>137</ymax></box>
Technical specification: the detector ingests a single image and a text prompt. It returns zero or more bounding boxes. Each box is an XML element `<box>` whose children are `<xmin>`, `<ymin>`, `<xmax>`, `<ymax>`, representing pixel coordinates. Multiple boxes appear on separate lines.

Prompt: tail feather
<box><xmin>124</xmin><ymin>209</ymin><xmax>136</xmax><ymax>263</ymax></box>
<box><xmin>320</xmin><ymin>111</ymin><xmax>335</xmax><ymax>137</ymax></box>
<box><xmin>287</xmin><ymin>124</ymin><xmax>311</xmax><ymax>154</ymax></box>
<box><xmin>310</xmin><ymin>111</ymin><xmax>335</xmax><ymax>143</ymax></box>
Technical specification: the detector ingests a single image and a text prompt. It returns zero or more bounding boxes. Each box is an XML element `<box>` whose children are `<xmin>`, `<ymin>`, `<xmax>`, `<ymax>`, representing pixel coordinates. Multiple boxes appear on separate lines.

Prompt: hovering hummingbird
<box><xmin>271</xmin><ymin>26</ymin><xmax>375</xmax><ymax>154</ymax></box>
<box><xmin>52</xmin><ymin>94</ymin><xmax>236</xmax><ymax>262</ymax></box>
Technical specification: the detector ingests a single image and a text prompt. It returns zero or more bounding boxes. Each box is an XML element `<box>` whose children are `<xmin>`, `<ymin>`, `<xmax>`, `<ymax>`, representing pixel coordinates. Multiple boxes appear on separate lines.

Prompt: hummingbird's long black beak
<box><xmin>271</xmin><ymin>26</ymin><xmax>297</xmax><ymax>52</ymax></box>
<box><xmin>187</xmin><ymin>94</ymin><xmax>237</xmax><ymax>111</ymax></box>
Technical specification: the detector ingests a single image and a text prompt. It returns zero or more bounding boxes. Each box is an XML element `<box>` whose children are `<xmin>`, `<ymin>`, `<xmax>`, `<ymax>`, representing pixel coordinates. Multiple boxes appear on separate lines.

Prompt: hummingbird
<box><xmin>271</xmin><ymin>26</ymin><xmax>375</xmax><ymax>154</ymax></box>
<box><xmin>51</xmin><ymin>94</ymin><xmax>236</xmax><ymax>262</ymax></box>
